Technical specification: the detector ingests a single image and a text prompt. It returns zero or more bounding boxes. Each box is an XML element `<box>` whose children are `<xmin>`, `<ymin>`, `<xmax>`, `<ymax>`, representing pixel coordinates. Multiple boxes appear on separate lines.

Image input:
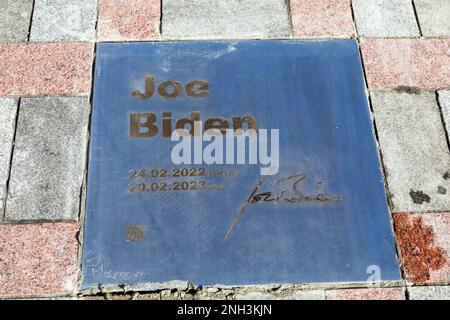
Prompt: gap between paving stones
<box><xmin>1</xmin><ymin>98</ymin><xmax>19</xmax><ymax>222</ymax></box>
<box><xmin>75</xmin><ymin>42</ymin><xmax>98</xmax><ymax>290</ymax></box>
<box><xmin>411</xmin><ymin>0</ymin><xmax>424</xmax><ymax>37</ymax></box>
<box><xmin>77</xmin><ymin>280</ymin><xmax>406</xmax><ymax>299</ymax></box>
<box><xmin>26</xmin><ymin>0</ymin><xmax>36</xmax><ymax>42</ymax></box>
<box><xmin>285</xmin><ymin>0</ymin><xmax>294</xmax><ymax>38</ymax></box>
<box><xmin>435</xmin><ymin>91</ymin><xmax>450</xmax><ymax>152</ymax></box>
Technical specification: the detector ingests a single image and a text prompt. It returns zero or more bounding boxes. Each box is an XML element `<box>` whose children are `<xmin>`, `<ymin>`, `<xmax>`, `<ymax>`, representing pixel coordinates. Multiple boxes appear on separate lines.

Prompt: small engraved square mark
<box><xmin>126</xmin><ymin>224</ymin><xmax>145</xmax><ymax>241</ymax></box>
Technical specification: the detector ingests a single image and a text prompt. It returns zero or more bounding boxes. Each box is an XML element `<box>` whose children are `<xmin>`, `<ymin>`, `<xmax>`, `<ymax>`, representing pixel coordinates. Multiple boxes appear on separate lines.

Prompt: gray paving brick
<box><xmin>352</xmin><ymin>0</ymin><xmax>419</xmax><ymax>37</ymax></box>
<box><xmin>30</xmin><ymin>0</ymin><xmax>97</xmax><ymax>42</ymax></box>
<box><xmin>0</xmin><ymin>98</ymin><xmax>17</xmax><ymax>213</ymax></box>
<box><xmin>0</xmin><ymin>0</ymin><xmax>34</xmax><ymax>42</ymax></box>
<box><xmin>408</xmin><ymin>286</ymin><xmax>450</xmax><ymax>300</ymax></box>
<box><xmin>235</xmin><ymin>289</ymin><xmax>325</xmax><ymax>300</ymax></box>
<box><xmin>162</xmin><ymin>0</ymin><xmax>291</xmax><ymax>39</ymax></box>
<box><xmin>371</xmin><ymin>91</ymin><xmax>450</xmax><ymax>213</ymax></box>
<box><xmin>438</xmin><ymin>90</ymin><xmax>450</xmax><ymax>144</ymax></box>
<box><xmin>5</xmin><ymin>97</ymin><xmax>90</xmax><ymax>221</ymax></box>
<box><xmin>415</xmin><ymin>0</ymin><xmax>450</xmax><ymax>36</ymax></box>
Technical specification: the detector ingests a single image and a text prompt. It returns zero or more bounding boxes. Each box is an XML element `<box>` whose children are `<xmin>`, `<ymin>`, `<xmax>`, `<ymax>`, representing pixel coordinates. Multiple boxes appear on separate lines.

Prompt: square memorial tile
<box><xmin>82</xmin><ymin>40</ymin><xmax>400</xmax><ymax>288</ymax></box>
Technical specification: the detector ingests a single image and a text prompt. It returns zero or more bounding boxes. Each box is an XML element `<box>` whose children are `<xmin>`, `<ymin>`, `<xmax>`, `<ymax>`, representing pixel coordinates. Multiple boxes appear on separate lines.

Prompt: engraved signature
<box><xmin>225</xmin><ymin>173</ymin><xmax>343</xmax><ymax>239</ymax></box>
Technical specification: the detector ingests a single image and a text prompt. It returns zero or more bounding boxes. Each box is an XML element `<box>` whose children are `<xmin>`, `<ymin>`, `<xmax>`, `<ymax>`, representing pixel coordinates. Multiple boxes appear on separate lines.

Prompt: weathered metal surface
<box><xmin>82</xmin><ymin>40</ymin><xmax>400</xmax><ymax>288</ymax></box>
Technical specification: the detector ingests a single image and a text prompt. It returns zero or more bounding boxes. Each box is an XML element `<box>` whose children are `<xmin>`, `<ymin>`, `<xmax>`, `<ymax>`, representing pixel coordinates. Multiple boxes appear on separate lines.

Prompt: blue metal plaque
<box><xmin>82</xmin><ymin>40</ymin><xmax>400</xmax><ymax>288</ymax></box>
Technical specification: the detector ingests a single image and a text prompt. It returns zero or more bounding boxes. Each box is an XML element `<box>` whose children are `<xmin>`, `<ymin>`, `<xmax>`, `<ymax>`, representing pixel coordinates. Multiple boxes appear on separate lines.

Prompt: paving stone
<box><xmin>0</xmin><ymin>43</ymin><xmax>93</xmax><ymax>96</ymax></box>
<box><xmin>0</xmin><ymin>222</ymin><xmax>79</xmax><ymax>298</ymax></box>
<box><xmin>290</xmin><ymin>0</ymin><xmax>355</xmax><ymax>38</ymax></box>
<box><xmin>361</xmin><ymin>39</ymin><xmax>450</xmax><ymax>89</ymax></box>
<box><xmin>352</xmin><ymin>0</ymin><xmax>419</xmax><ymax>37</ymax></box>
<box><xmin>438</xmin><ymin>90</ymin><xmax>450</xmax><ymax>144</ymax></box>
<box><xmin>0</xmin><ymin>0</ymin><xmax>34</xmax><ymax>43</ymax></box>
<box><xmin>161</xmin><ymin>0</ymin><xmax>290</xmax><ymax>39</ymax></box>
<box><xmin>30</xmin><ymin>0</ymin><xmax>97</xmax><ymax>41</ymax></box>
<box><xmin>0</xmin><ymin>98</ymin><xmax>17</xmax><ymax>213</ymax></box>
<box><xmin>326</xmin><ymin>288</ymin><xmax>406</xmax><ymax>300</ymax></box>
<box><xmin>283</xmin><ymin>290</ymin><xmax>326</xmax><ymax>300</ymax></box>
<box><xmin>408</xmin><ymin>286</ymin><xmax>450</xmax><ymax>300</ymax></box>
<box><xmin>234</xmin><ymin>290</ymin><xmax>325</xmax><ymax>300</ymax></box>
<box><xmin>233</xmin><ymin>291</ymin><xmax>278</xmax><ymax>300</ymax></box>
<box><xmin>98</xmin><ymin>0</ymin><xmax>160</xmax><ymax>41</ymax></box>
<box><xmin>394</xmin><ymin>213</ymin><xmax>450</xmax><ymax>284</ymax></box>
<box><xmin>415</xmin><ymin>0</ymin><xmax>450</xmax><ymax>37</ymax></box>
<box><xmin>5</xmin><ymin>97</ymin><xmax>90</xmax><ymax>221</ymax></box>
<box><xmin>371</xmin><ymin>91</ymin><xmax>450</xmax><ymax>212</ymax></box>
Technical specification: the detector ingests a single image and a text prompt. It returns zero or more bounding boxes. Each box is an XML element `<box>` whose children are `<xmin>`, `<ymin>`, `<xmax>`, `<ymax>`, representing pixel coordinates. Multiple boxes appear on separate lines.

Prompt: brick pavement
<box><xmin>0</xmin><ymin>0</ymin><xmax>449</xmax><ymax>300</ymax></box>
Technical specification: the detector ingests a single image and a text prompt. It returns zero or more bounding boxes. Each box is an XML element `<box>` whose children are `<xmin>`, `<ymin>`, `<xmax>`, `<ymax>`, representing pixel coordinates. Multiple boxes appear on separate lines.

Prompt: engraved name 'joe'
<box><xmin>132</xmin><ymin>76</ymin><xmax>210</xmax><ymax>99</ymax></box>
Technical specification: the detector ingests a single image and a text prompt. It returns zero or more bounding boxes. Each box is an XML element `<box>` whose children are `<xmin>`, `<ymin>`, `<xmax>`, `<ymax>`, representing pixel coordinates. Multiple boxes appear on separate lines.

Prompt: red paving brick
<box><xmin>0</xmin><ymin>222</ymin><xmax>80</xmax><ymax>298</ymax></box>
<box><xmin>97</xmin><ymin>0</ymin><xmax>160</xmax><ymax>41</ymax></box>
<box><xmin>0</xmin><ymin>43</ymin><xmax>93</xmax><ymax>96</ymax></box>
<box><xmin>360</xmin><ymin>38</ymin><xmax>450</xmax><ymax>89</ymax></box>
<box><xmin>326</xmin><ymin>288</ymin><xmax>406</xmax><ymax>300</ymax></box>
<box><xmin>394</xmin><ymin>213</ymin><xmax>450</xmax><ymax>285</ymax></box>
<box><xmin>290</xmin><ymin>0</ymin><xmax>355</xmax><ymax>38</ymax></box>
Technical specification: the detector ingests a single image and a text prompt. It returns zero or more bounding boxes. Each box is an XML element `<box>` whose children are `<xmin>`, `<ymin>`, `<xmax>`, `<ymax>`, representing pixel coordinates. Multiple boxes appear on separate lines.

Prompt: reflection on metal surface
<box><xmin>82</xmin><ymin>40</ymin><xmax>401</xmax><ymax>288</ymax></box>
